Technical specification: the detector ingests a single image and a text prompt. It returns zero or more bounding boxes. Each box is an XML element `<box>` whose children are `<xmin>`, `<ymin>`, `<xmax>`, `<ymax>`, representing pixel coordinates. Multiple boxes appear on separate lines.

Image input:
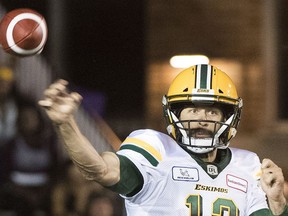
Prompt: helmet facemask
<box><xmin>166</xmin><ymin>105</ymin><xmax>239</xmax><ymax>154</ymax></box>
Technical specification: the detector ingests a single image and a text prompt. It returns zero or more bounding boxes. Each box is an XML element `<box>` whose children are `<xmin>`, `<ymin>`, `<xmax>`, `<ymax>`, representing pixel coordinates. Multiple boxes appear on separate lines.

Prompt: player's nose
<box><xmin>196</xmin><ymin>110</ymin><xmax>208</xmax><ymax>127</ymax></box>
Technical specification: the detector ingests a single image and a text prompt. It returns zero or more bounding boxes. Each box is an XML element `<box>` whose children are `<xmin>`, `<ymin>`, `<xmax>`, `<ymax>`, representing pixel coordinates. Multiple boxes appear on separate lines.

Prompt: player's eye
<box><xmin>188</xmin><ymin>108</ymin><xmax>198</xmax><ymax>113</ymax></box>
<box><xmin>207</xmin><ymin>108</ymin><xmax>222</xmax><ymax>117</ymax></box>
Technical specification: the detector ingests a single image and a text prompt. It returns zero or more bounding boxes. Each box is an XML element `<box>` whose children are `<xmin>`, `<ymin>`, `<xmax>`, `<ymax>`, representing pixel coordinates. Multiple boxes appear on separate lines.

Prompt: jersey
<box><xmin>116</xmin><ymin>129</ymin><xmax>269</xmax><ymax>216</ymax></box>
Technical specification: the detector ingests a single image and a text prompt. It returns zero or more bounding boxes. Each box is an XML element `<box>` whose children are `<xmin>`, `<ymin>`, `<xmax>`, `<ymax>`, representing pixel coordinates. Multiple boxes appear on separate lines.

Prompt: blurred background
<box><xmin>0</xmin><ymin>0</ymin><xmax>287</xmax><ymax>215</ymax></box>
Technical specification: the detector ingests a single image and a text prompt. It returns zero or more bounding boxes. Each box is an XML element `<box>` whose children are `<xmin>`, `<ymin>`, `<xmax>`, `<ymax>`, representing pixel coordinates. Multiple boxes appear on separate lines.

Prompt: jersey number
<box><xmin>186</xmin><ymin>195</ymin><xmax>239</xmax><ymax>216</ymax></box>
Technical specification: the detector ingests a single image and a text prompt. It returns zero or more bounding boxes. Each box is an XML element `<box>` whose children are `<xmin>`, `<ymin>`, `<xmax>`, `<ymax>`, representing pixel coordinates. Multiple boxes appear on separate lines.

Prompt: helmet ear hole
<box><xmin>229</xmin><ymin>128</ymin><xmax>237</xmax><ymax>138</ymax></box>
<box><xmin>167</xmin><ymin>125</ymin><xmax>176</xmax><ymax>138</ymax></box>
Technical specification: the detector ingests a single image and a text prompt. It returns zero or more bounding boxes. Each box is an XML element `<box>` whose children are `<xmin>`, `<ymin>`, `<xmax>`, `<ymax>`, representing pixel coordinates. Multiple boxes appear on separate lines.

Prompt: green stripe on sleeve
<box><xmin>120</xmin><ymin>144</ymin><xmax>159</xmax><ymax>166</ymax></box>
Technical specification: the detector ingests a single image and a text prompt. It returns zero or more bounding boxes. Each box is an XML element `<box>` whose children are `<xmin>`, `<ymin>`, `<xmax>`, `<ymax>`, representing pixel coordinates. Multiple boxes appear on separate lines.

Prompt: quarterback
<box><xmin>39</xmin><ymin>64</ymin><xmax>287</xmax><ymax>215</ymax></box>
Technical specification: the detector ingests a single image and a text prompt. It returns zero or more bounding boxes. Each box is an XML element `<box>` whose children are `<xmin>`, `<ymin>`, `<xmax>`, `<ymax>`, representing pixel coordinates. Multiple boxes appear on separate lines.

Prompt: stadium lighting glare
<box><xmin>169</xmin><ymin>55</ymin><xmax>209</xmax><ymax>68</ymax></box>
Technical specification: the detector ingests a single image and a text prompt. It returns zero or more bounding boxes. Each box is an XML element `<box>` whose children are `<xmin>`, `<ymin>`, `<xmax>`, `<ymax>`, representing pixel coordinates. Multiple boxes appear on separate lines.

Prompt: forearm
<box><xmin>268</xmin><ymin>196</ymin><xmax>287</xmax><ymax>215</ymax></box>
<box><xmin>56</xmin><ymin>117</ymin><xmax>120</xmax><ymax>186</ymax></box>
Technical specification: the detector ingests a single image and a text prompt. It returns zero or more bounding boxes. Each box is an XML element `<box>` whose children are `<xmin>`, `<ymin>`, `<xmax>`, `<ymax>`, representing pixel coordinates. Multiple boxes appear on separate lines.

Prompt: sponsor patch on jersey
<box><xmin>226</xmin><ymin>174</ymin><xmax>248</xmax><ymax>193</ymax></box>
<box><xmin>172</xmin><ymin>166</ymin><xmax>199</xmax><ymax>182</ymax></box>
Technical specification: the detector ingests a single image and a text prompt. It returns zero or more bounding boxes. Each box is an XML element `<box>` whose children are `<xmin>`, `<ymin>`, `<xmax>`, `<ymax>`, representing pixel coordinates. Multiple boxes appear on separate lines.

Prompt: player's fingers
<box><xmin>39</xmin><ymin>92</ymin><xmax>80</xmax><ymax>110</ymax></box>
<box><xmin>43</xmin><ymin>85</ymin><xmax>66</xmax><ymax>98</ymax></box>
<box><xmin>38</xmin><ymin>99</ymin><xmax>53</xmax><ymax>108</ymax></box>
<box><xmin>261</xmin><ymin>172</ymin><xmax>276</xmax><ymax>186</ymax></box>
<box><xmin>261</xmin><ymin>159</ymin><xmax>283</xmax><ymax>176</ymax></box>
<box><xmin>43</xmin><ymin>79</ymin><xmax>69</xmax><ymax>98</ymax></box>
<box><xmin>261</xmin><ymin>158</ymin><xmax>277</xmax><ymax>170</ymax></box>
<box><xmin>261</xmin><ymin>158</ymin><xmax>271</xmax><ymax>169</ymax></box>
<box><xmin>261</xmin><ymin>167</ymin><xmax>284</xmax><ymax>189</ymax></box>
<box><xmin>70</xmin><ymin>92</ymin><xmax>82</xmax><ymax>104</ymax></box>
<box><xmin>56</xmin><ymin>79</ymin><xmax>69</xmax><ymax>85</ymax></box>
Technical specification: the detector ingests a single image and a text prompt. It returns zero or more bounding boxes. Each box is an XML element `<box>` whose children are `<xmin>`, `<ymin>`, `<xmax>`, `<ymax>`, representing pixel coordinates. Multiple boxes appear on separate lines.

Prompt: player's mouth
<box><xmin>190</xmin><ymin>128</ymin><xmax>213</xmax><ymax>138</ymax></box>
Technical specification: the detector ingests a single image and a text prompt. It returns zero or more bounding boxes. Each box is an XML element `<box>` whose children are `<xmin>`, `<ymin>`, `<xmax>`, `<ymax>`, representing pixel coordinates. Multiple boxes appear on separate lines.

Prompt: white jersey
<box><xmin>117</xmin><ymin>129</ymin><xmax>268</xmax><ymax>216</ymax></box>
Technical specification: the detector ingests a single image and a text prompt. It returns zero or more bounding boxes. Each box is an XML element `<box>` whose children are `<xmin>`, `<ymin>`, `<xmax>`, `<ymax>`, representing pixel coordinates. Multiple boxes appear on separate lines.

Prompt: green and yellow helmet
<box><xmin>162</xmin><ymin>64</ymin><xmax>243</xmax><ymax>154</ymax></box>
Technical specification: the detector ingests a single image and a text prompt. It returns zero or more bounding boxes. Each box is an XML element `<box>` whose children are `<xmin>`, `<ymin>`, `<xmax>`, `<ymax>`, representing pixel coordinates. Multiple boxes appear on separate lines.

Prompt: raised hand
<box><xmin>261</xmin><ymin>158</ymin><xmax>287</xmax><ymax>214</ymax></box>
<box><xmin>38</xmin><ymin>79</ymin><xmax>82</xmax><ymax>125</ymax></box>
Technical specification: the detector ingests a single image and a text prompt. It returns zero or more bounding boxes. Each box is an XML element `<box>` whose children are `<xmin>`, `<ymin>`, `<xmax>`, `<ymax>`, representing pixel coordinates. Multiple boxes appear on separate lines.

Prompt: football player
<box><xmin>39</xmin><ymin>64</ymin><xmax>287</xmax><ymax>215</ymax></box>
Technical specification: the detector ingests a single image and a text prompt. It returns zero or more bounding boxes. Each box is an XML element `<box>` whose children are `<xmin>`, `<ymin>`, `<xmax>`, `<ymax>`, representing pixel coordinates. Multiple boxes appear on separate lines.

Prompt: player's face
<box><xmin>179</xmin><ymin>106</ymin><xmax>224</xmax><ymax>139</ymax></box>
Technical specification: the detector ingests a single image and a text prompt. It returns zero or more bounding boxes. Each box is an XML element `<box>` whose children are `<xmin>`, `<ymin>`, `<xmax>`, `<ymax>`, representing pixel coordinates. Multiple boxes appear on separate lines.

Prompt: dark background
<box><xmin>2</xmin><ymin>0</ymin><xmax>288</xmax><ymax>121</ymax></box>
<box><xmin>277</xmin><ymin>1</ymin><xmax>288</xmax><ymax>119</ymax></box>
<box><xmin>1</xmin><ymin>0</ymin><xmax>145</xmax><ymax>121</ymax></box>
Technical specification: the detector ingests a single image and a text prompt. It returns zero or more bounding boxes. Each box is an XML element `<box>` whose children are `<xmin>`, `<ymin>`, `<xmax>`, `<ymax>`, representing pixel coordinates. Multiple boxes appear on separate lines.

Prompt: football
<box><xmin>0</xmin><ymin>8</ymin><xmax>48</xmax><ymax>57</ymax></box>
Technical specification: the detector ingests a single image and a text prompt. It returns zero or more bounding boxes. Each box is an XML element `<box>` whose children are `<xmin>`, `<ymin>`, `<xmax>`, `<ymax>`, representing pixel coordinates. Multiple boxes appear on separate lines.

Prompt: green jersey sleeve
<box><xmin>250</xmin><ymin>205</ymin><xmax>288</xmax><ymax>216</ymax></box>
<box><xmin>106</xmin><ymin>154</ymin><xmax>144</xmax><ymax>196</ymax></box>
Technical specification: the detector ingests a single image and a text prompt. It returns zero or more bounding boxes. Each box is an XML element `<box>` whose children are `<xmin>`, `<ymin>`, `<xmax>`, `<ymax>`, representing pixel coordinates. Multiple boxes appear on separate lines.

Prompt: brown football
<box><xmin>0</xmin><ymin>8</ymin><xmax>48</xmax><ymax>57</ymax></box>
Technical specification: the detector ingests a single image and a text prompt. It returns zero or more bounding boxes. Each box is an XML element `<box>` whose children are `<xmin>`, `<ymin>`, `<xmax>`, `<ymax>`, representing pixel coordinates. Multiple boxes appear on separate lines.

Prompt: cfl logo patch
<box><xmin>207</xmin><ymin>165</ymin><xmax>218</xmax><ymax>176</ymax></box>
